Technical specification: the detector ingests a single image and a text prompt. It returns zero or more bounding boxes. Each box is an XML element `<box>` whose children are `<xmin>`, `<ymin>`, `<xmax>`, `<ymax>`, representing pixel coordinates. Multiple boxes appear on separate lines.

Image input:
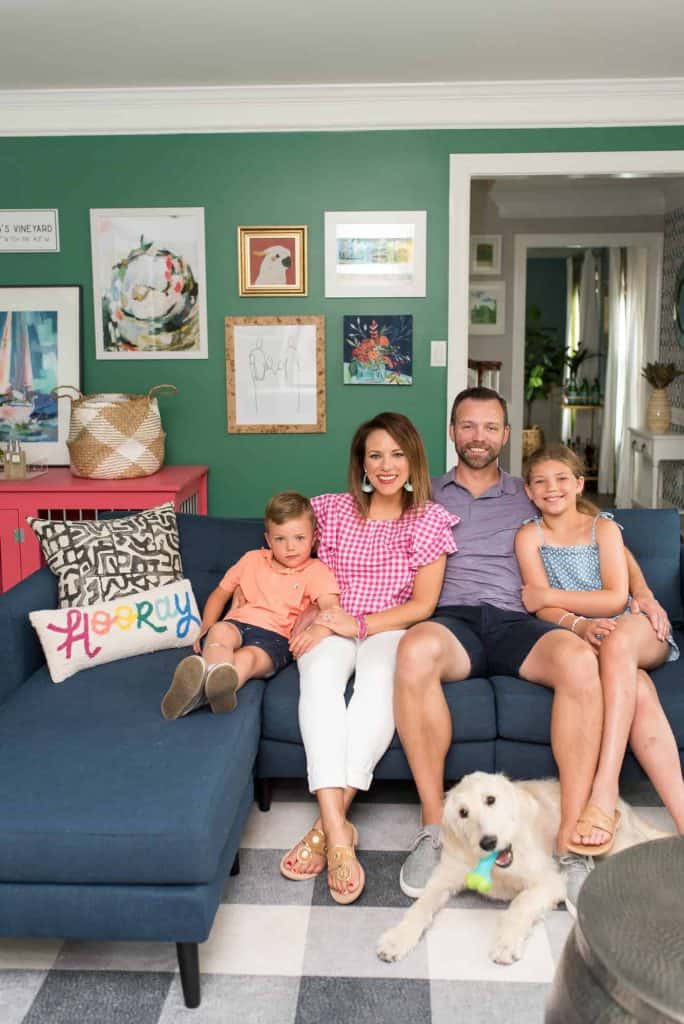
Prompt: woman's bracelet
<box><xmin>558</xmin><ymin>611</ymin><xmax>573</xmax><ymax>628</ymax></box>
<box><xmin>355</xmin><ymin>615</ymin><xmax>368</xmax><ymax>641</ymax></box>
<box><xmin>570</xmin><ymin>616</ymin><xmax>586</xmax><ymax>633</ymax></box>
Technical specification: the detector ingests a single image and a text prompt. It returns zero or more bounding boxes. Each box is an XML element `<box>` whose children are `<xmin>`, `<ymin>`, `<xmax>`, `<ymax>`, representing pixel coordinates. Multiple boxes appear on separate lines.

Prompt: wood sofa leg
<box><xmin>176</xmin><ymin>942</ymin><xmax>200</xmax><ymax>1008</ymax></box>
<box><xmin>230</xmin><ymin>851</ymin><xmax>240</xmax><ymax>876</ymax></box>
<box><xmin>256</xmin><ymin>778</ymin><xmax>272</xmax><ymax>812</ymax></box>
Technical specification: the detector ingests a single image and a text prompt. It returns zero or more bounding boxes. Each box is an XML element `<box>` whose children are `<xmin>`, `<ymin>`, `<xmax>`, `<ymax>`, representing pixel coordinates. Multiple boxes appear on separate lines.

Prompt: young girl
<box><xmin>161</xmin><ymin>491</ymin><xmax>339</xmax><ymax>720</ymax></box>
<box><xmin>516</xmin><ymin>443</ymin><xmax>684</xmax><ymax>854</ymax></box>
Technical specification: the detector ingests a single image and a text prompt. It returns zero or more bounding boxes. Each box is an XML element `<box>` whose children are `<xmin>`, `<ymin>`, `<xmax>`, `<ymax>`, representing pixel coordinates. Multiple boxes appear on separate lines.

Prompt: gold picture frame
<box><xmin>237</xmin><ymin>226</ymin><xmax>307</xmax><ymax>296</ymax></box>
<box><xmin>225</xmin><ymin>315</ymin><xmax>325</xmax><ymax>433</ymax></box>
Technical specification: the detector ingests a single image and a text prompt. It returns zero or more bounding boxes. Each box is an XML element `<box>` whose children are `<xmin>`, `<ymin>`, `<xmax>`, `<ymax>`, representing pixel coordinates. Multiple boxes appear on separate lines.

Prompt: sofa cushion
<box><xmin>493</xmin><ymin>634</ymin><xmax>684</xmax><ymax>747</ymax></box>
<box><xmin>177</xmin><ymin>513</ymin><xmax>265</xmax><ymax>608</ymax></box>
<box><xmin>612</xmin><ymin>508</ymin><xmax>684</xmax><ymax>626</ymax></box>
<box><xmin>0</xmin><ymin>648</ymin><xmax>264</xmax><ymax>885</ymax></box>
<box><xmin>28</xmin><ymin>503</ymin><xmax>183</xmax><ymax>608</ymax></box>
<box><xmin>29</xmin><ymin>580</ymin><xmax>201</xmax><ymax>683</ymax></box>
<box><xmin>491</xmin><ymin>675</ymin><xmax>553</xmax><ymax>745</ymax></box>
<box><xmin>261</xmin><ymin>665</ymin><xmax>496</xmax><ymax>745</ymax></box>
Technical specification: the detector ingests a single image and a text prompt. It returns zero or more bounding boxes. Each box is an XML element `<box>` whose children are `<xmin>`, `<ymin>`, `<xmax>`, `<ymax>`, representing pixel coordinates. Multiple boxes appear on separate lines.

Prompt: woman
<box><xmin>280</xmin><ymin>412</ymin><xmax>458</xmax><ymax>903</ymax></box>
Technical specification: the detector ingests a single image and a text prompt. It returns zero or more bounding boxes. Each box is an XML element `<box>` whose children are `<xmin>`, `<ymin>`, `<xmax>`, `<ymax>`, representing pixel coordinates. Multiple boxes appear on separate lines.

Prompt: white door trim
<box><xmin>448</xmin><ymin>150</ymin><xmax>684</xmax><ymax>472</ymax></box>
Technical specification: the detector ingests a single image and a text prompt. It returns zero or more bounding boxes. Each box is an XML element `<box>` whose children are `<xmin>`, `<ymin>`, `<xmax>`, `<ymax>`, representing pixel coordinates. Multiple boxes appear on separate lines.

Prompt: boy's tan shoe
<box><xmin>205</xmin><ymin>663</ymin><xmax>240</xmax><ymax>713</ymax></box>
<box><xmin>161</xmin><ymin>655</ymin><xmax>207</xmax><ymax>720</ymax></box>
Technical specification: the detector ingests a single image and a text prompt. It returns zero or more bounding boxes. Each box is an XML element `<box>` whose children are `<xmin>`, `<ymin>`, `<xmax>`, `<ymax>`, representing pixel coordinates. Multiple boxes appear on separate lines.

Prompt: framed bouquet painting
<box><xmin>343</xmin><ymin>315</ymin><xmax>413</xmax><ymax>385</ymax></box>
<box><xmin>90</xmin><ymin>208</ymin><xmax>208</xmax><ymax>359</ymax></box>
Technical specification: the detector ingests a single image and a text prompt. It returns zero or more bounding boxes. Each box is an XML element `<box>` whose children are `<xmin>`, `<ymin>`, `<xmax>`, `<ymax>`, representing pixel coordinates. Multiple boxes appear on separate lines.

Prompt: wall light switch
<box><xmin>431</xmin><ymin>340</ymin><xmax>447</xmax><ymax>367</ymax></box>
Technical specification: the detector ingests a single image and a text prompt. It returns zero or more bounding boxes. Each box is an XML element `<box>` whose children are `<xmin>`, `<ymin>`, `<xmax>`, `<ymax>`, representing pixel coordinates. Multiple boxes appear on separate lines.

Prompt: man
<box><xmin>395</xmin><ymin>387</ymin><xmax>669</xmax><ymax>912</ymax></box>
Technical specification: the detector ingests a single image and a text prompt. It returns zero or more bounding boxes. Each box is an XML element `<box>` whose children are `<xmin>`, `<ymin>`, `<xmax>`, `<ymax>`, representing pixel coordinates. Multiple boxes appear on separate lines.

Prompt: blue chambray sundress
<box><xmin>528</xmin><ymin>511</ymin><xmax>679</xmax><ymax>662</ymax></box>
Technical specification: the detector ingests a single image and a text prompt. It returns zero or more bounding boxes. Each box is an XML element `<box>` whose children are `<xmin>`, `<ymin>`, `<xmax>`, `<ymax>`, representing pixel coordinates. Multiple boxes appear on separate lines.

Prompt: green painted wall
<box><xmin>1</xmin><ymin>126</ymin><xmax>683</xmax><ymax>514</ymax></box>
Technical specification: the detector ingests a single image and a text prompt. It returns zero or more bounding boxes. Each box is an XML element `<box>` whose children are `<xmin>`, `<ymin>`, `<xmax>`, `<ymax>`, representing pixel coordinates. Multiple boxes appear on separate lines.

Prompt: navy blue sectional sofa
<box><xmin>0</xmin><ymin>507</ymin><xmax>682</xmax><ymax>1008</ymax></box>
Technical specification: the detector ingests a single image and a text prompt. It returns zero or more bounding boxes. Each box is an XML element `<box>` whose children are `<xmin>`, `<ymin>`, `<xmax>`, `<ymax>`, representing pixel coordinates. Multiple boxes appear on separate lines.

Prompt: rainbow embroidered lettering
<box><xmin>46</xmin><ymin>590</ymin><xmax>200</xmax><ymax>661</ymax></box>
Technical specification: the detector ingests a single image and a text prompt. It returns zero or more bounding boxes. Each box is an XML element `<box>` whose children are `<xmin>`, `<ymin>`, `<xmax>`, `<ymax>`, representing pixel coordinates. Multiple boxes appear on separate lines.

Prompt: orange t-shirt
<box><xmin>218</xmin><ymin>548</ymin><xmax>339</xmax><ymax>638</ymax></box>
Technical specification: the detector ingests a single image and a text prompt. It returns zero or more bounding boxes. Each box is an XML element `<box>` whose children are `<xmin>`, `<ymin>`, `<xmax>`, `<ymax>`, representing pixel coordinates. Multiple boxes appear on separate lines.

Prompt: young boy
<box><xmin>161</xmin><ymin>491</ymin><xmax>339</xmax><ymax>720</ymax></box>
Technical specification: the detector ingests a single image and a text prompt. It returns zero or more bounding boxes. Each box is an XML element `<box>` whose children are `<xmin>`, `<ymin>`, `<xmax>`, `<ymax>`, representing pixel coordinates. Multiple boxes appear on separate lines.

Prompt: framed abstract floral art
<box><xmin>343</xmin><ymin>315</ymin><xmax>413</xmax><ymax>385</ymax></box>
<box><xmin>90</xmin><ymin>208</ymin><xmax>208</xmax><ymax>359</ymax></box>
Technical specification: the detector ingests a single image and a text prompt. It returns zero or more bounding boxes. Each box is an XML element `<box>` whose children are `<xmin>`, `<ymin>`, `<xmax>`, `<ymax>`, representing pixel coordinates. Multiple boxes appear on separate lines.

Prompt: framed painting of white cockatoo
<box><xmin>238</xmin><ymin>226</ymin><xmax>307</xmax><ymax>297</ymax></box>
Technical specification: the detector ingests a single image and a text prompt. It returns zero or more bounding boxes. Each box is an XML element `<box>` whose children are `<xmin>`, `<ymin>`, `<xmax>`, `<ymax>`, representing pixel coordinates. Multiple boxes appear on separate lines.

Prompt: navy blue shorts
<box><xmin>430</xmin><ymin>603</ymin><xmax>560</xmax><ymax>677</ymax></box>
<box><xmin>221</xmin><ymin>619</ymin><xmax>292</xmax><ymax>675</ymax></box>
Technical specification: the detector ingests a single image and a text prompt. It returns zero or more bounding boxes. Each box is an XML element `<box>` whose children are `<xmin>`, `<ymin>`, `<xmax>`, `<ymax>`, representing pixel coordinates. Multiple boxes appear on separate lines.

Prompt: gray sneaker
<box><xmin>559</xmin><ymin>852</ymin><xmax>595</xmax><ymax>918</ymax></box>
<box><xmin>399</xmin><ymin>825</ymin><xmax>442</xmax><ymax>898</ymax></box>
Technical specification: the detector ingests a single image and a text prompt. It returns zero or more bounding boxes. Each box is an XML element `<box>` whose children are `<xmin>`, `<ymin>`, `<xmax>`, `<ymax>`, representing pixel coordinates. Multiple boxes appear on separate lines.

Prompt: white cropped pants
<box><xmin>297</xmin><ymin>630</ymin><xmax>404</xmax><ymax>793</ymax></box>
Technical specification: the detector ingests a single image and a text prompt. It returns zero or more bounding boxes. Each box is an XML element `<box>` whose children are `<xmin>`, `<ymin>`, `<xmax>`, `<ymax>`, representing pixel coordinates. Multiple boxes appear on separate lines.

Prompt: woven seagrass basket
<box><xmin>53</xmin><ymin>385</ymin><xmax>177</xmax><ymax>479</ymax></box>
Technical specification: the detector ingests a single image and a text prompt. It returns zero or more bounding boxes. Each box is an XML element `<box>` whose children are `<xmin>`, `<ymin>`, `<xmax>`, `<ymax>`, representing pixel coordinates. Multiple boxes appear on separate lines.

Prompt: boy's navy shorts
<box><xmin>221</xmin><ymin>619</ymin><xmax>292</xmax><ymax>675</ymax></box>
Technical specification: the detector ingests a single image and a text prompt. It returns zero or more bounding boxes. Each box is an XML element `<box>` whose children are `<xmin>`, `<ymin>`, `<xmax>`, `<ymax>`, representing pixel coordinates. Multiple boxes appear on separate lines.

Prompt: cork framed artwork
<box><xmin>225</xmin><ymin>315</ymin><xmax>326</xmax><ymax>433</ymax></box>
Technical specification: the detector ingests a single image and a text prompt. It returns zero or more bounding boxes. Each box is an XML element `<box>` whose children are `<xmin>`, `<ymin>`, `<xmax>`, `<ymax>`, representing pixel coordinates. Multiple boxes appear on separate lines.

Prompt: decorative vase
<box><xmin>646</xmin><ymin>387</ymin><xmax>671</xmax><ymax>434</ymax></box>
<box><xmin>350</xmin><ymin>360</ymin><xmax>386</xmax><ymax>383</ymax></box>
<box><xmin>522</xmin><ymin>426</ymin><xmax>544</xmax><ymax>459</ymax></box>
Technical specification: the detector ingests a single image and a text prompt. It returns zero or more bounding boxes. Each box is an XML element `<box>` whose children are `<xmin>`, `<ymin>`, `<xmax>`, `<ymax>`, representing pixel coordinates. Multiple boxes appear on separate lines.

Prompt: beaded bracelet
<box><xmin>570</xmin><ymin>616</ymin><xmax>586</xmax><ymax>633</ymax></box>
<box><xmin>355</xmin><ymin>615</ymin><xmax>368</xmax><ymax>641</ymax></box>
<box><xmin>558</xmin><ymin>611</ymin><xmax>573</xmax><ymax>628</ymax></box>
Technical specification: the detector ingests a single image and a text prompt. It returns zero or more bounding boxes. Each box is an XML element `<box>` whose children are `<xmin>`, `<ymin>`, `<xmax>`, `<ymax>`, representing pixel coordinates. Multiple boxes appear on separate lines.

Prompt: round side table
<box><xmin>546</xmin><ymin>836</ymin><xmax>684</xmax><ymax>1023</ymax></box>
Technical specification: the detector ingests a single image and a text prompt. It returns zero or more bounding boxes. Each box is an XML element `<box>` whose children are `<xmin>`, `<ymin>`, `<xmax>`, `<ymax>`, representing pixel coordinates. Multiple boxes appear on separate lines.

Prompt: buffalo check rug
<box><xmin>0</xmin><ymin>780</ymin><xmax>674</xmax><ymax>1024</ymax></box>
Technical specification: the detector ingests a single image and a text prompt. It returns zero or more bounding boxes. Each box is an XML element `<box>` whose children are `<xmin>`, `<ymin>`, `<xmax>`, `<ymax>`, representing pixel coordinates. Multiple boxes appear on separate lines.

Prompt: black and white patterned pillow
<box><xmin>27</xmin><ymin>502</ymin><xmax>183</xmax><ymax>608</ymax></box>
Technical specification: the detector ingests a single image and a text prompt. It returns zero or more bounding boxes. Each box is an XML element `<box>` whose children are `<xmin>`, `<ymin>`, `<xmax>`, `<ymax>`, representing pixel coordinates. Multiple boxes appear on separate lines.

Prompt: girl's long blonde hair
<box><xmin>524</xmin><ymin>443</ymin><xmax>599</xmax><ymax>516</ymax></box>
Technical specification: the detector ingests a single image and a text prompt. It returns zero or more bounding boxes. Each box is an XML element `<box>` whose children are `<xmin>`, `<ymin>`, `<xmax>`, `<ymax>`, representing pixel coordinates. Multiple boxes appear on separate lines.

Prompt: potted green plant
<box><xmin>642</xmin><ymin>361</ymin><xmax>684</xmax><ymax>434</ymax></box>
<box><xmin>523</xmin><ymin>306</ymin><xmax>565</xmax><ymax>454</ymax></box>
<box><xmin>564</xmin><ymin>344</ymin><xmax>592</xmax><ymax>402</ymax></box>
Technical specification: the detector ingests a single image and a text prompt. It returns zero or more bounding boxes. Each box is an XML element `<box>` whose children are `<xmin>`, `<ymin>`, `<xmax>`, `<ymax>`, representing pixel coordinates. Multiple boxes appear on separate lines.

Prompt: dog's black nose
<box><xmin>480</xmin><ymin>835</ymin><xmax>497</xmax><ymax>851</ymax></box>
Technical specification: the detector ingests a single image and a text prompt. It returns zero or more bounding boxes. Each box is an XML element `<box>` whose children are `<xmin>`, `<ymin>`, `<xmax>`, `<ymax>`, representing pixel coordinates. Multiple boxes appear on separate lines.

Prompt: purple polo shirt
<box><xmin>432</xmin><ymin>468</ymin><xmax>537</xmax><ymax>613</ymax></box>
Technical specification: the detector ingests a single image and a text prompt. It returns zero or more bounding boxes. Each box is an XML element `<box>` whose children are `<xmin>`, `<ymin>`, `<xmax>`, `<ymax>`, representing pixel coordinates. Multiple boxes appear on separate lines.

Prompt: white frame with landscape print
<box><xmin>470</xmin><ymin>234</ymin><xmax>502</xmax><ymax>275</ymax></box>
<box><xmin>90</xmin><ymin>207</ymin><xmax>208</xmax><ymax>360</ymax></box>
<box><xmin>469</xmin><ymin>281</ymin><xmax>506</xmax><ymax>335</ymax></box>
<box><xmin>324</xmin><ymin>210</ymin><xmax>426</xmax><ymax>298</ymax></box>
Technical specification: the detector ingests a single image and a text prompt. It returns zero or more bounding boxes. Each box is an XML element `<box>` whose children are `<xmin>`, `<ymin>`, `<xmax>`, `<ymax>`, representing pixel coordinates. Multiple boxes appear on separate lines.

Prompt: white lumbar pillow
<box><xmin>30</xmin><ymin>579</ymin><xmax>201</xmax><ymax>684</ymax></box>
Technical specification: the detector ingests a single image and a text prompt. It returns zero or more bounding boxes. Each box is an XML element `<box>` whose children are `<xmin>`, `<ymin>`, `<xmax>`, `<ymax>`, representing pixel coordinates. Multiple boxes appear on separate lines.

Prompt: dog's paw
<box><xmin>377</xmin><ymin>925</ymin><xmax>415</xmax><ymax>963</ymax></box>
<box><xmin>489</xmin><ymin>931</ymin><xmax>525</xmax><ymax>965</ymax></box>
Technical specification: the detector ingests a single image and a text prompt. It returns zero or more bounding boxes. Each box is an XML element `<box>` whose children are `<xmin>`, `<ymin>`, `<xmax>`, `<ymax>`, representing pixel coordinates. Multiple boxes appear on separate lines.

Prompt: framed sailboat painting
<box><xmin>0</xmin><ymin>286</ymin><xmax>81</xmax><ymax>465</ymax></box>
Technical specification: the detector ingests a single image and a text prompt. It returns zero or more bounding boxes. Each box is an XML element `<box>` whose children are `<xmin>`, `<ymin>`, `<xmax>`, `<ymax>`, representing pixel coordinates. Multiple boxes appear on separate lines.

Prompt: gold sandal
<box><xmin>327</xmin><ymin>824</ymin><xmax>365</xmax><ymax>905</ymax></box>
<box><xmin>280</xmin><ymin>827</ymin><xmax>327</xmax><ymax>880</ymax></box>
<box><xmin>567</xmin><ymin>804</ymin><xmax>621</xmax><ymax>856</ymax></box>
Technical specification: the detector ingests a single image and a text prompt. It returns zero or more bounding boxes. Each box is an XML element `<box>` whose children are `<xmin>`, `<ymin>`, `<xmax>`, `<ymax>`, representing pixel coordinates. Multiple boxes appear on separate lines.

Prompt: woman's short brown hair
<box><xmin>348</xmin><ymin>412</ymin><xmax>431</xmax><ymax>516</ymax></box>
<box><xmin>264</xmin><ymin>491</ymin><xmax>315</xmax><ymax>529</ymax></box>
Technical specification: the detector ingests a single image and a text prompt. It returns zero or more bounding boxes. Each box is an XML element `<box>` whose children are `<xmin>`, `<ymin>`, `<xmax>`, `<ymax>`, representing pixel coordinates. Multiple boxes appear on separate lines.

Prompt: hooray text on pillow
<box><xmin>46</xmin><ymin>590</ymin><xmax>200</xmax><ymax>662</ymax></box>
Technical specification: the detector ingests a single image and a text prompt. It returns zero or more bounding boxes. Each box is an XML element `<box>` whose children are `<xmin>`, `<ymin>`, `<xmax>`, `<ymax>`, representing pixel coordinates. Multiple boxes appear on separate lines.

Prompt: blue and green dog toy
<box><xmin>465</xmin><ymin>850</ymin><xmax>499</xmax><ymax>893</ymax></box>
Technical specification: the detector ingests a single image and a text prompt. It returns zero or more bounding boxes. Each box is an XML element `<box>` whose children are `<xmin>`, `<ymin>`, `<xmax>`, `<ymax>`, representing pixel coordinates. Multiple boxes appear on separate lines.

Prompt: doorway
<box><xmin>447</xmin><ymin>150</ymin><xmax>684</xmax><ymax>473</ymax></box>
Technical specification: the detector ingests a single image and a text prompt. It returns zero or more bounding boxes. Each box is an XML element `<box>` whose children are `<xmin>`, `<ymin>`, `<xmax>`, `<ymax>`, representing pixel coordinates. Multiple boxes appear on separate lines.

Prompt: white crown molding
<box><xmin>1</xmin><ymin>78</ymin><xmax>684</xmax><ymax>136</ymax></box>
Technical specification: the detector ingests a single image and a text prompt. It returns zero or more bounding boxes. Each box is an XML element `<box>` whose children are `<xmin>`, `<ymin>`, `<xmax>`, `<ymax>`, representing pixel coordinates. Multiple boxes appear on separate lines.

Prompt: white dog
<box><xmin>254</xmin><ymin>245</ymin><xmax>292</xmax><ymax>286</ymax></box>
<box><xmin>377</xmin><ymin>771</ymin><xmax>666</xmax><ymax>966</ymax></box>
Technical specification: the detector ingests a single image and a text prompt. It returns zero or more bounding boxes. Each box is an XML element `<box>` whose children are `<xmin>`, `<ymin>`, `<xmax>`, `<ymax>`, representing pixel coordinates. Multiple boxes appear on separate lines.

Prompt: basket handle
<box><xmin>52</xmin><ymin>385</ymin><xmax>83</xmax><ymax>401</ymax></box>
<box><xmin>148</xmin><ymin>384</ymin><xmax>178</xmax><ymax>399</ymax></box>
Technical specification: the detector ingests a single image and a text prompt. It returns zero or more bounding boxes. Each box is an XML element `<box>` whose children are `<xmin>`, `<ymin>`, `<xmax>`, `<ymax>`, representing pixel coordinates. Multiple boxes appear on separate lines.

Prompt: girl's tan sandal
<box><xmin>327</xmin><ymin>823</ymin><xmax>365</xmax><ymax>905</ymax></box>
<box><xmin>280</xmin><ymin>827</ymin><xmax>327</xmax><ymax>880</ymax></box>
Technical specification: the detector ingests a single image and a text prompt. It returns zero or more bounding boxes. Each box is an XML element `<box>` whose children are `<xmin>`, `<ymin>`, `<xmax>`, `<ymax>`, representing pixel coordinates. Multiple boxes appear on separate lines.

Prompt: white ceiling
<box><xmin>2</xmin><ymin>0</ymin><xmax>684</xmax><ymax>90</ymax></box>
